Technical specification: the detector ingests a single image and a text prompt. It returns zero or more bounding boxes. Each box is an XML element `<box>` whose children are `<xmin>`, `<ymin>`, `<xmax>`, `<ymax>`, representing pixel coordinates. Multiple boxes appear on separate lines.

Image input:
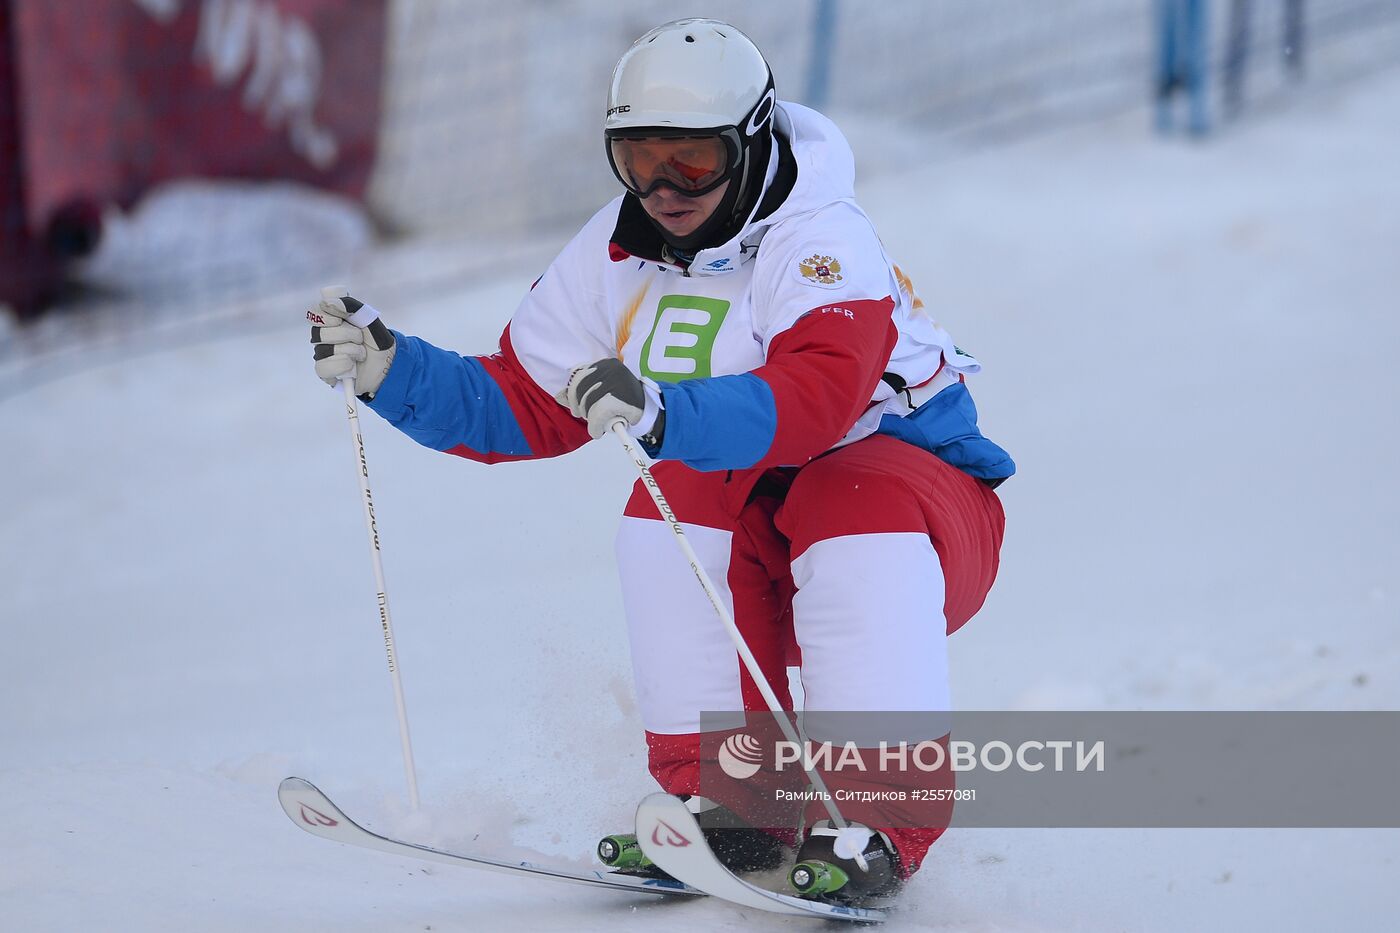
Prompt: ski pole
<box><xmin>607</xmin><ymin>421</ymin><xmax>854</xmax><ymax>836</ymax></box>
<box><xmin>340</xmin><ymin>373</ymin><xmax>421</xmax><ymax>810</ymax></box>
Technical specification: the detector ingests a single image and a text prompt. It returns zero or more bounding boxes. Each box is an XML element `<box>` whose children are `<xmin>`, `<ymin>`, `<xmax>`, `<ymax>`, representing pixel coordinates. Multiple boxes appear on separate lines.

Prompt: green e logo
<box><xmin>639</xmin><ymin>295</ymin><xmax>731</xmax><ymax>383</ymax></box>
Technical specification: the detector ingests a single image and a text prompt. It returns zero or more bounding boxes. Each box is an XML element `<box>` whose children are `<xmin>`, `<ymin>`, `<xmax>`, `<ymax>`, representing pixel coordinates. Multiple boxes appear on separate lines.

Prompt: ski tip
<box><xmin>635</xmin><ymin>791</ymin><xmax>683</xmax><ymax>817</ymax></box>
<box><xmin>278</xmin><ymin>777</ymin><xmax>353</xmax><ymax>836</ymax></box>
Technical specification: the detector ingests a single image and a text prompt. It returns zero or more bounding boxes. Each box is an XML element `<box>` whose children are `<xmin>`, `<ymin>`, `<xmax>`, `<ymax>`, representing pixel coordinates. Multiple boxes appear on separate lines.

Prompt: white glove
<box><xmin>559</xmin><ymin>358</ymin><xmax>664</xmax><ymax>443</ymax></box>
<box><xmin>308</xmin><ymin>286</ymin><xmax>396</xmax><ymax>399</ymax></box>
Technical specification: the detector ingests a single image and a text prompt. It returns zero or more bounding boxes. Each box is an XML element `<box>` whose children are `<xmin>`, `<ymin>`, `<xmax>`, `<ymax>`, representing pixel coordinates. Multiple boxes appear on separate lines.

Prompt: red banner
<box><xmin>2</xmin><ymin>0</ymin><xmax>386</xmax><ymax>314</ymax></box>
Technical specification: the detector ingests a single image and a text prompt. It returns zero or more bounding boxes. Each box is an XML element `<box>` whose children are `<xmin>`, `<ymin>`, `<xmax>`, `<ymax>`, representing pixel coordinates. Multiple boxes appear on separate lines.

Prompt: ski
<box><xmin>635</xmin><ymin>793</ymin><xmax>888</xmax><ymax>923</ymax></box>
<box><xmin>278</xmin><ymin>777</ymin><xmax>701</xmax><ymax>898</ymax></box>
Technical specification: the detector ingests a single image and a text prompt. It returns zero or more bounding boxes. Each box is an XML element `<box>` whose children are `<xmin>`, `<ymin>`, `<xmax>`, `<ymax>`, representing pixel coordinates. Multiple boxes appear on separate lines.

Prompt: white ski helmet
<box><xmin>605</xmin><ymin>19</ymin><xmax>776</xmax><ymax>211</ymax></box>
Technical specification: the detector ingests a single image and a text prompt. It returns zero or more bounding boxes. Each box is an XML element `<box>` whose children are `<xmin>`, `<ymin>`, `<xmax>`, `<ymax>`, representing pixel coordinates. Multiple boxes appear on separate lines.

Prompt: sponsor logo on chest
<box><xmin>639</xmin><ymin>295</ymin><xmax>733</xmax><ymax>381</ymax></box>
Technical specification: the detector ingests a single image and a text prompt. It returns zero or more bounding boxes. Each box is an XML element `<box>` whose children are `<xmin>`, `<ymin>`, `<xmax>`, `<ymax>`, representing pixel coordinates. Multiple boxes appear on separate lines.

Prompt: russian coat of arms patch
<box><xmin>799</xmin><ymin>254</ymin><xmax>843</xmax><ymax>286</ymax></box>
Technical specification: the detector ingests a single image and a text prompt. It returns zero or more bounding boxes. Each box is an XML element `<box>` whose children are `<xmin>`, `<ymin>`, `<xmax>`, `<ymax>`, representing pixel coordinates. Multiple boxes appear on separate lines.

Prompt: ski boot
<box><xmin>598</xmin><ymin>795</ymin><xmax>786</xmax><ymax>877</ymax></box>
<box><xmin>788</xmin><ymin>821</ymin><xmax>903</xmax><ymax>905</ymax></box>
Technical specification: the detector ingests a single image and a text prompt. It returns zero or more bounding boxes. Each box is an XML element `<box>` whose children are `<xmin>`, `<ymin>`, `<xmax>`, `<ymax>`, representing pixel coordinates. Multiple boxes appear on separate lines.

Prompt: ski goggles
<box><xmin>606</xmin><ymin>127</ymin><xmax>742</xmax><ymax>198</ymax></box>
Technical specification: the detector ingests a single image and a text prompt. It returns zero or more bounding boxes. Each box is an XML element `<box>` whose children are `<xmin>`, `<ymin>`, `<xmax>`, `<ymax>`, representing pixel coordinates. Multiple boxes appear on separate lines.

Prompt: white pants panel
<box><xmin>790</xmin><ymin>532</ymin><xmax>950</xmax><ymax>714</ymax></box>
<box><xmin>615</xmin><ymin>516</ymin><xmax>742</xmax><ymax>734</ymax></box>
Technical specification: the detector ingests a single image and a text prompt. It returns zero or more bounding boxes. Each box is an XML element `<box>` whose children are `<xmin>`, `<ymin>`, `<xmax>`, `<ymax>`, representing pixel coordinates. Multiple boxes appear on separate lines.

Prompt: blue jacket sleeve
<box><xmin>366</xmin><ymin>329</ymin><xmax>591</xmax><ymax>463</ymax></box>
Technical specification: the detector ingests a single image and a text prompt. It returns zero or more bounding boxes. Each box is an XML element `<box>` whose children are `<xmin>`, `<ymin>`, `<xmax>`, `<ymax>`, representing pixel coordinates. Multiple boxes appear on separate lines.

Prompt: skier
<box><xmin>309</xmin><ymin>18</ymin><xmax>1012</xmax><ymax>904</ymax></box>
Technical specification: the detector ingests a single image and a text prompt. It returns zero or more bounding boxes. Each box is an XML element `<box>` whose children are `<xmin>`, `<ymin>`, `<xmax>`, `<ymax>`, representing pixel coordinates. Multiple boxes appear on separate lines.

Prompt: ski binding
<box><xmin>634</xmin><ymin>792</ymin><xmax>887</xmax><ymax>923</ymax></box>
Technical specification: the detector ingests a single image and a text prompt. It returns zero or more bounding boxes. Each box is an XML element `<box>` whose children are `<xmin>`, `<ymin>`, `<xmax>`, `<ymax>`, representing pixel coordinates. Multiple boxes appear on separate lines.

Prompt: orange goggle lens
<box><xmin>608</xmin><ymin>135</ymin><xmax>731</xmax><ymax>196</ymax></box>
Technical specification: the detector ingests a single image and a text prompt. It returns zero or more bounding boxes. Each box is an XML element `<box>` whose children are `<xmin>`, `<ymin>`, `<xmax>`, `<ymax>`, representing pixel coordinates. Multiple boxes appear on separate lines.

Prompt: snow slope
<box><xmin>3</xmin><ymin>69</ymin><xmax>1398</xmax><ymax>932</ymax></box>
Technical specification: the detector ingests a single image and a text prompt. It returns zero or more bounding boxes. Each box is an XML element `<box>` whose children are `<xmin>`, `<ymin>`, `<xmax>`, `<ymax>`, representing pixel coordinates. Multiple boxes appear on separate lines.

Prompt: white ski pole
<box><xmin>340</xmin><ymin>374</ymin><xmax>421</xmax><ymax>810</ymax></box>
<box><xmin>607</xmin><ymin>421</ymin><xmax>853</xmax><ymax>835</ymax></box>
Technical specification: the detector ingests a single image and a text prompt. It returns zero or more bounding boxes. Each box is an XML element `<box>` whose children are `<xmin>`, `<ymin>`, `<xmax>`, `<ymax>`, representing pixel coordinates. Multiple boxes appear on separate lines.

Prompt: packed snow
<box><xmin>3</xmin><ymin>67</ymin><xmax>1398</xmax><ymax>932</ymax></box>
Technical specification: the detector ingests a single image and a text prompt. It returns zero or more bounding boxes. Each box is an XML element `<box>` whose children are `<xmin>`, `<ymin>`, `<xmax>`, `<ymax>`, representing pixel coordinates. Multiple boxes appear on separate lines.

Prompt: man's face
<box><xmin>639</xmin><ymin>181</ymin><xmax>730</xmax><ymax>239</ymax></box>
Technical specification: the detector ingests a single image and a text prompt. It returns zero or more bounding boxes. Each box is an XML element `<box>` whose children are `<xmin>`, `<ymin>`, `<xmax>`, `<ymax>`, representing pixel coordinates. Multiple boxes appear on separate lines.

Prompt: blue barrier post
<box><xmin>1185</xmin><ymin>0</ymin><xmax>1209</xmax><ymax>133</ymax></box>
<box><xmin>1154</xmin><ymin>0</ymin><xmax>1211</xmax><ymax>135</ymax></box>
<box><xmin>1224</xmin><ymin>0</ymin><xmax>1252</xmax><ymax>116</ymax></box>
<box><xmin>805</xmin><ymin>0</ymin><xmax>838</xmax><ymax>110</ymax></box>
<box><xmin>1284</xmin><ymin>0</ymin><xmax>1306</xmax><ymax>78</ymax></box>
